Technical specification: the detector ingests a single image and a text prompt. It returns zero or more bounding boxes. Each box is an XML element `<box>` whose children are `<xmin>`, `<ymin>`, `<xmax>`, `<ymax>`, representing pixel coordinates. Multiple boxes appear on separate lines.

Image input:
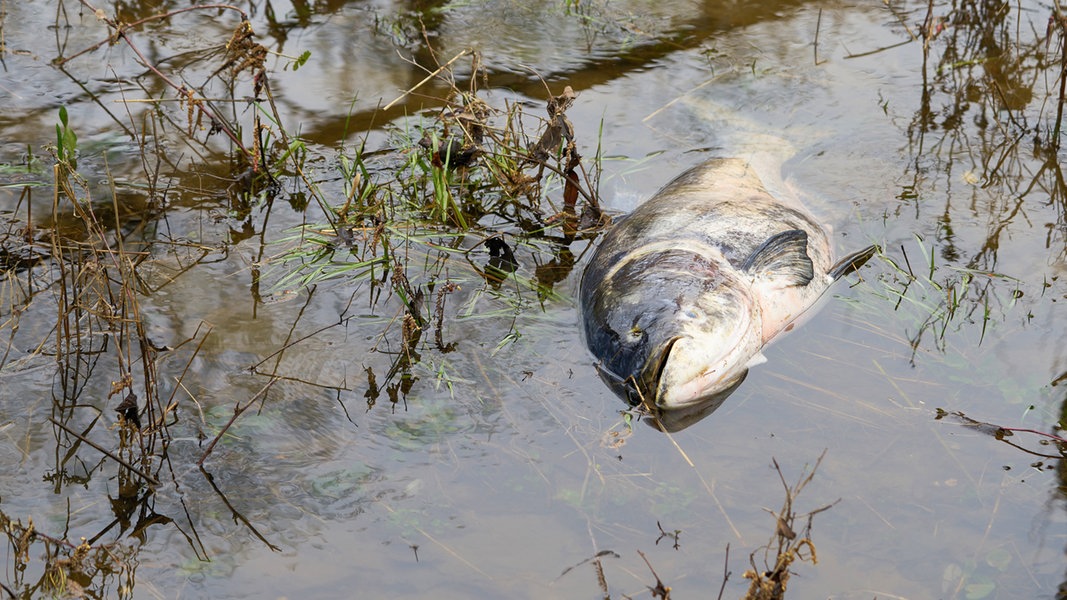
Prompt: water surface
<box><xmin>2</xmin><ymin>0</ymin><xmax>1066</xmax><ymax>598</ymax></box>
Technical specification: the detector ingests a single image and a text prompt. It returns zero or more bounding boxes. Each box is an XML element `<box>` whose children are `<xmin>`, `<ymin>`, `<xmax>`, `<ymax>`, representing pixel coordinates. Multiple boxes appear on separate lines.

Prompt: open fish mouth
<box><xmin>627</xmin><ymin>333</ymin><xmax>751</xmax><ymax>410</ymax></box>
<box><xmin>646</xmin><ymin>330</ymin><xmax>757</xmax><ymax>409</ymax></box>
<box><xmin>642</xmin><ymin>336</ymin><xmax>682</xmax><ymax>406</ymax></box>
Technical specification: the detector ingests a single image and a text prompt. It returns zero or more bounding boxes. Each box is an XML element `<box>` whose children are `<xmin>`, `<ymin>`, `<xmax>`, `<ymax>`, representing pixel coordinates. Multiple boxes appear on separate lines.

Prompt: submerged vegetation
<box><xmin>2</xmin><ymin>0</ymin><xmax>1067</xmax><ymax>597</ymax></box>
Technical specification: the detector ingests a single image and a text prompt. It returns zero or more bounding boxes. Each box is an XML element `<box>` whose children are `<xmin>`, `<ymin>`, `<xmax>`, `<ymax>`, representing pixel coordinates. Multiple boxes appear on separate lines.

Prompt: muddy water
<box><xmin>2</xmin><ymin>0</ymin><xmax>1067</xmax><ymax>598</ymax></box>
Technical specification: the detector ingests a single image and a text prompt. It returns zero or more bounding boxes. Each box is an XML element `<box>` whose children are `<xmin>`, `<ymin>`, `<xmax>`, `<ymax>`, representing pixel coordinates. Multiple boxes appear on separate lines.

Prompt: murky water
<box><xmin>2</xmin><ymin>0</ymin><xmax>1067</xmax><ymax>598</ymax></box>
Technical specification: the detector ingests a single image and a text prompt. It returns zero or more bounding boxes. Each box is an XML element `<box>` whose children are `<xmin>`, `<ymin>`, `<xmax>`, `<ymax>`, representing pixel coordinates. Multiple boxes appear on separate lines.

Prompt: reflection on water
<box><xmin>2</xmin><ymin>0</ymin><xmax>1067</xmax><ymax>597</ymax></box>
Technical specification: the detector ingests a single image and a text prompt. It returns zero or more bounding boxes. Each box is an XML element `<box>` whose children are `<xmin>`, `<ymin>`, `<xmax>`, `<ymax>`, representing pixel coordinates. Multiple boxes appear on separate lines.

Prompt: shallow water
<box><xmin>2</xmin><ymin>0</ymin><xmax>1067</xmax><ymax>598</ymax></box>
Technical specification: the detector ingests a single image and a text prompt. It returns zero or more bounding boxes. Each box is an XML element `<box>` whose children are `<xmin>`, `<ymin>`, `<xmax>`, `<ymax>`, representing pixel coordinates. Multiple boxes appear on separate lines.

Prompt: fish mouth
<box><xmin>644</xmin><ymin>334</ymin><xmax>753</xmax><ymax>410</ymax></box>
<box><xmin>635</xmin><ymin>336</ymin><xmax>682</xmax><ymax>408</ymax></box>
<box><xmin>647</xmin><ymin>369</ymin><xmax>749</xmax><ymax>432</ymax></box>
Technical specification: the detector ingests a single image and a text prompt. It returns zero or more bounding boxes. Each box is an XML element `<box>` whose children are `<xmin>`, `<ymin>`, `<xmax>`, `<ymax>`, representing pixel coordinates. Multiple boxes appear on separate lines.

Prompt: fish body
<box><xmin>580</xmin><ymin>157</ymin><xmax>871</xmax><ymax>411</ymax></box>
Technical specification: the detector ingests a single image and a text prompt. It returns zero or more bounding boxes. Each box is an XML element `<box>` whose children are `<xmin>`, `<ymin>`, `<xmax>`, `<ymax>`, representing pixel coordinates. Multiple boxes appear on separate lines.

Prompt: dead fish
<box><xmin>580</xmin><ymin>157</ymin><xmax>874</xmax><ymax>411</ymax></box>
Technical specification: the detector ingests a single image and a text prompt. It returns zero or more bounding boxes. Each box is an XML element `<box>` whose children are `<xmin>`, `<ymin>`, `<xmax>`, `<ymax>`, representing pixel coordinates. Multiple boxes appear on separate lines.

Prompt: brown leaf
<box><xmin>530</xmin><ymin>87</ymin><xmax>577</xmax><ymax>161</ymax></box>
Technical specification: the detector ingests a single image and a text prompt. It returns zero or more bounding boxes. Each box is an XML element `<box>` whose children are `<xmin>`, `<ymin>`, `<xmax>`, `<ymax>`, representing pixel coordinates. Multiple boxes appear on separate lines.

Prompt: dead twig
<box><xmin>384</xmin><ymin>49</ymin><xmax>472</xmax><ymax>111</ymax></box>
<box><xmin>48</xmin><ymin>418</ymin><xmax>160</xmax><ymax>486</ymax></box>
<box><xmin>741</xmin><ymin>451</ymin><xmax>834</xmax><ymax>600</ymax></box>
<box><xmin>716</xmin><ymin>543</ymin><xmax>731</xmax><ymax>600</ymax></box>
<box><xmin>936</xmin><ymin>408</ymin><xmax>1067</xmax><ymax>457</ymax></box>
<box><xmin>61</xmin><ymin>1</ymin><xmax>260</xmax><ymax>167</ymax></box>
<box><xmin>199</xmin><ymin>466</ymin><xmax>281</xmax><ymax>551</ymax></box>
<box><xmin>197</xmin><ymin>377</ymin><xmax>280</xmax><ymax>466</ymax></box>
<box><xmin>637</xmin><ymin>550</ymin><xmax>671</xmax><ymax>599</ymax></box>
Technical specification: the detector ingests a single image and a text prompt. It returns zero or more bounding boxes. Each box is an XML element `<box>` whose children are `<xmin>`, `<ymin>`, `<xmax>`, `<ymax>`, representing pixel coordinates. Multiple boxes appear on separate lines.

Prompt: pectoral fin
<box><xmin>828</xmin><ymin>245</ymin><xmax>878</xmax><ymax>280</ymax></box>
<box><xmin>745</xmin><ymin>352</ymin><xmax>768</xmax><ymax>368</ymax></box>
<box><xmin>741</xmin><ymin>229</ymin><xmax>814</xmax><ymax>286</ymax></box>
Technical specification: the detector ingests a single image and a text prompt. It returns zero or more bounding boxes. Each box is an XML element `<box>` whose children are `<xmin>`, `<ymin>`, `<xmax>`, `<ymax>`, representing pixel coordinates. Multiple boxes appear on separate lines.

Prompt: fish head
<box><xmin>583</xmin><ymin>248</ymin><xmax>764</xmax><ymax>410</ymax></box>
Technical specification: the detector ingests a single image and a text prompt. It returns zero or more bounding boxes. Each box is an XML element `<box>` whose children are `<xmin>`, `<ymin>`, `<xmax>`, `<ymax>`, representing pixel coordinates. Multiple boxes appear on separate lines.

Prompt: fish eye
<box><xmin>627</xmin><ymin>326</ymin><xmax>644</xmax><ymax>341</ymax></box>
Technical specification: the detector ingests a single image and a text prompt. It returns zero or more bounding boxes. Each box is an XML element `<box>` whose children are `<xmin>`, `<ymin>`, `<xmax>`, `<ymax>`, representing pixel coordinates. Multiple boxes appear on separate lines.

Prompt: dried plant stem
<box><xmin>57</xmin><ymin>1</ymin><xmax>248</xmax><ymax>65</ymax></box>
<box><xmin>199</xmin><ymin>465</ymin><xmax>281</xmax><ymax>551</ymax></box>
<box><xmin>48</xmin><ymin>418</ymin><xmax>160</xmax><ymax>485</ymax></box>
<box><xmin>197</xmin><ymin>377</ymin><xmax>280</xmax><ymax>466</ymax></box>
<box><xmin>383</xmin><ymin>49</ymin><xmax>472</xmax><ymax>111</ymax></box>
<box><xmin>62</xmin><ymin>0</ymin><xmax>255</xmax><ymax>164</ymax></box>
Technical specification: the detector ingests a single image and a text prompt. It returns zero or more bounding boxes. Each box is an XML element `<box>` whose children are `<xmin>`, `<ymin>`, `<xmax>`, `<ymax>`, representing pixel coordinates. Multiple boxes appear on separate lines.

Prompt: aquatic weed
<box><xmin>858</xmin><ymin>236</ymin><xmax>1022</xmax><ymax>363</ymax></box>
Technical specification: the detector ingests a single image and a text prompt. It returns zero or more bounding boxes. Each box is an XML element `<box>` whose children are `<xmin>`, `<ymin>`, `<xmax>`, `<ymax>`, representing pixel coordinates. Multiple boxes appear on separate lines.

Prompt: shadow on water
<box><xmin>3</xmin><ymin>0</ymin><xmax>1067</xmax><ymax>597</ymax></box>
